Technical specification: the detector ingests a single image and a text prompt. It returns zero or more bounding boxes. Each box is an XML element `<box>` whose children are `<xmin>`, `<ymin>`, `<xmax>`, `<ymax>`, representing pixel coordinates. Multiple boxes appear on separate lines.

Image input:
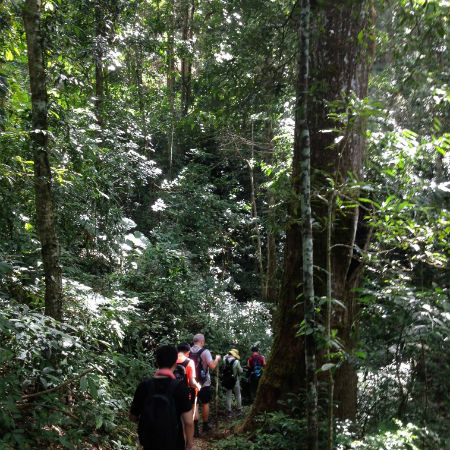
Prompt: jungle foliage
<box><xmin>1</xmin><ymin>0</ymin><xmax>450</xmax><ymax>449</ymax></box>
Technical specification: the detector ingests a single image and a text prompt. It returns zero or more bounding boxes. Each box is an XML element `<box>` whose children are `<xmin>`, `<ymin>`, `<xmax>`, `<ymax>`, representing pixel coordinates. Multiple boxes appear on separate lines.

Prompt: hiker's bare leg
<box><xmin>202</xmin><ymin>402</ymin><xmax>210</xmax><ymax>422</ymax></box>
<box><xmin>194</xmin><ymin>405</ymin><xmax>199</xmax><ymax>421</ymax></box>
<box><xmin>234</xmin><ymin>382</ymin><xmax>242</xmax><ymax>410</ymax></box>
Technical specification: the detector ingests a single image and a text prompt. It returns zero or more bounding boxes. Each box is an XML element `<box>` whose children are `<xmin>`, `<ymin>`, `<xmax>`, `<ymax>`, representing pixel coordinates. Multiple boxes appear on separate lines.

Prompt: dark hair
<box><xmin>155</xmin><ymin>345</ymin><xmax>178</xmax><ymax>368</ymax></box>
<box><xmin>177</xmin><ymin>342</ymin><xmax>191</xmax><ymax>353</ymax></box>
<box><xmin>251</xmin><ymin>346</ymin><xmax>259</xmax><ymax>353</ymax></box>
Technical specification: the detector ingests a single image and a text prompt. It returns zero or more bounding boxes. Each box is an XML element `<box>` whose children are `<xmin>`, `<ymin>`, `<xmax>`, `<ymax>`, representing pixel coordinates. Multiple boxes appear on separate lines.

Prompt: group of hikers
<box><xmin>129</xmin><ymin>333</ymin><xmax>266</xmax><ymax>450</ymax></box>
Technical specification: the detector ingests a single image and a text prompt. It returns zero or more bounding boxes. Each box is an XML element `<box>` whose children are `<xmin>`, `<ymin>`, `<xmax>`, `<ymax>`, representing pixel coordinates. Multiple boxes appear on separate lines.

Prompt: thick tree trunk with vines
<box><xmin>296</xmin><ymin>1</ymin><xmax>317</xmax><ymax>447</ymax></box>
<box><xmin>309</xmin><ymin>0</ymin><xmax>374</xmax><ymax>420</ymax></box>
<box><xmin>241</xmin><ymin>0</ymin><xmax>373</xmax><ymax>432</ymax></box>
<box><xmin>23</xmin><ymin>0</ymin><xmax>63</xmax><ymax>321</ymax></box>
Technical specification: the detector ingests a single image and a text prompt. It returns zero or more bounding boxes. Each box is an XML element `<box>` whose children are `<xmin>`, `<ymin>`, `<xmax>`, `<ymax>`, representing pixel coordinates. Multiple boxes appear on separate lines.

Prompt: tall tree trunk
<box><xmin>135</xmin><ymin>45</ymin><xmax>150</xmax><ymax>156</ymax></box>
<box><xmin>309</xmin><ymin>0</ymin><xmax>374</xmax><ymax>420</ymax></box>
<box><xmin>94</xmin><ymin>0</ymin><xmax>104</xmax><ymax>140</ymax></box>
<box><xmin>167</xmin><ymin>0</ymin><xmax>176</xmax><ymax>173</ymax></box>
<box><xmin>325</xmin><ymin>190</ymin><xmax>336</xmax><ymax>450</ymax></box>
<box><xmin>181</xmin><ymin>0</ymin><xmax>194</xmax><ymax>117</ymax></box>
<box><xmin>23</xmin><ymin>0</ymin><xmax>63</xmax><ymax>321</ymax></box>
<box><xmin>241</xmin><ymin>0</ymin><xmax>373</xmax><ymax>432</ymax></box>
<box><xmin>247</xmin><ymin>122</ymin><xmax>265</xmax><ymax>299</ymax></box>
<box><xmin>263</xmin><ymin>119</ymin><xmax>278</xmax><ymax>305</ymax></box>
<box><xmin>296</xmin><ymin>0</ymin><xmax>317</xmax><ymax>447</ymax></box>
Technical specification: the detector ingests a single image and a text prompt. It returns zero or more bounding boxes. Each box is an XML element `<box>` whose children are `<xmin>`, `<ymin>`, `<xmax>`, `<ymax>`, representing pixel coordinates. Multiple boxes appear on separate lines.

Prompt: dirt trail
<box><xmin>192</xmin><ymin>411</ymin><xmax>244</xmax><ymax>450</ymax></box>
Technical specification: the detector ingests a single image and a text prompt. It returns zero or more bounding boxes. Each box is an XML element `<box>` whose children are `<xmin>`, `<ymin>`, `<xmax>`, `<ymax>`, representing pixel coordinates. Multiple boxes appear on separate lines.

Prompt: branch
<box><xmin>20</xmin><ymin>369</ymin><xmax>94</xmax><ymax>401</ymax></box>
<box><xmin>16</xmin><ymin>402</ymin><xmax>82</xmax><ymax>422</ymax></box>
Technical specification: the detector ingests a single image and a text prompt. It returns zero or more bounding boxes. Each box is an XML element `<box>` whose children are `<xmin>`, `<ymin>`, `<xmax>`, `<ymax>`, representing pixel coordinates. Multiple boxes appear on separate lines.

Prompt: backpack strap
<box><xmin>226</xmin><ymin>356</ymin><xmax>236</xmax><ymax>367</ymax></box>
<box><xmin>192</xmin><ymin>348</ymin><xmax>206</xmax><ymax>367</ymax></box>
<box><xmin>181</xmin><ymin>358</ymin><xmax>190</xmax><ymax>368</ymax></box>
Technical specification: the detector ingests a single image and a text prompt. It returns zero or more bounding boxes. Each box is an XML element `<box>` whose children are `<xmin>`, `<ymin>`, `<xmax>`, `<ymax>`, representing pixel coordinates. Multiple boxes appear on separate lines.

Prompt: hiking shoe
<box><xmin>203</xmin><ymin>422</ymin><xmax>213</xmax><ymax>432</ymax></box>
<box><xmin>227</xmin><ymin>410</ymin><xmax>232</xmax><ymax>418</ymax></box>
<box><xmin>236</xmin><ymin>408</ymin><xmax>243</xmax><ymax>415</ymax></box>
<box><xmin>194</xmin><ymin>428</ymin><xmax>200</xmax><ymax>438</ymax></box>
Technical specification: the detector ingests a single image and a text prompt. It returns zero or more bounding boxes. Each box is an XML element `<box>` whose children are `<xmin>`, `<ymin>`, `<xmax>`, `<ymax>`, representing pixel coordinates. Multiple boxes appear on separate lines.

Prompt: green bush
<box><xmin>0</xmin><ymin>292</ymin><xmax>150</xmax><ymax>450</ymax></box>
<box><xmin>336</xmin><ymin>419</ymin><xmax>441</xmax><ymax>450</ymax></box>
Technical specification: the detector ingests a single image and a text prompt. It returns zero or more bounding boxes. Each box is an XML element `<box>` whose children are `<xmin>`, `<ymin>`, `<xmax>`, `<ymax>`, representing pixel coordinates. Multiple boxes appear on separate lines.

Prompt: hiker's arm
<box><xmin>207</xmin><ymin>354</ymin><xmax>221</xmax><ymax>370</ymax></box>
<box><xmin>181</xmin><ymin>410</ymin><xmax>194</xmax><ymax>450</ymax></box>
<box><xmin>189</xmin><ymin>376</ymin><xmax>201</xmax><ymax>391</ymax></box>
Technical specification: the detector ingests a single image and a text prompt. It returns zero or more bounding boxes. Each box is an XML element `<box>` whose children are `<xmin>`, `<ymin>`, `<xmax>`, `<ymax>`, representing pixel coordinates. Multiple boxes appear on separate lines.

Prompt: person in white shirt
<box><xmin>223</xmin><ymin>349</ymin><xmax>243</xmax><ymax>417</ymax></box>
<box><xmin>189</xmin><ymin>333</ymin><xmax>221</xmax><ymax>435</ymax></box>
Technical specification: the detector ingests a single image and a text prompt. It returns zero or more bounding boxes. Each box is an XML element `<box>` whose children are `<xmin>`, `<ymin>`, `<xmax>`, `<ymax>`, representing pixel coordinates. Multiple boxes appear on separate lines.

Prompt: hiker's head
<box><xmin>177</xmin><ymin>342</ymin><xmax>191</xmax><ymax>355</ymax></box>
<box><xmin>193</xmin><ymin>333</ymin><xmax>205</xmax><ymax>346</ymax></box>
<box><xmin>155</xmin><ymin>345</ymin><xmax>178</xmax><ymax>369</ymax></box>
<box><xmin>251</xmin><ymin>346</ymin><xmax>259</xmax><ymax>353</ymax></box>
<box><xmin>229</xmin><ymin>349</ymin><xmax>240</xmax><ymax>359</ymax></box>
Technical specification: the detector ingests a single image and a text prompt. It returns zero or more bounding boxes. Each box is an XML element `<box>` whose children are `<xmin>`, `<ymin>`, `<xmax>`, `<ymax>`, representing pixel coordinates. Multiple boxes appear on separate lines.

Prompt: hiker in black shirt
<box><xmin>130</xmin><ymin>345</ymin><xmax>195</xmax><ymax>450</ymax></box>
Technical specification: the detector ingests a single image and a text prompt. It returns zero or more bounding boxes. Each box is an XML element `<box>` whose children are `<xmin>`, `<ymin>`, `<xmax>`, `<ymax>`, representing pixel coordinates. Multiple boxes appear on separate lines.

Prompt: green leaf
<box><xmin>95</xmin><ymin>415</ymin><xmax>103</xmax><ymax>429</ymax></box>
<box><xmin>357</xmin><ymin>30</ymin><xmax>364</xmax><ymax>45</ymax></box>
<box><xmin>58</xmin><ymin>436</ymin><xmax>75</xmax><ymax>450</ymax></box>
<box><xmin>79</xmin><ymin>375</ymin><xmax>88</xmax><ymax>392</ymax></box>
<box><xmin>0</xmin><ymin>261</ymin><xmax>13</xmax><ymax>274</ymax></box>
<box><xmin>88</xmin><ymin>377</ymin><xmax>99</xmax><ymax>400</ymax></box>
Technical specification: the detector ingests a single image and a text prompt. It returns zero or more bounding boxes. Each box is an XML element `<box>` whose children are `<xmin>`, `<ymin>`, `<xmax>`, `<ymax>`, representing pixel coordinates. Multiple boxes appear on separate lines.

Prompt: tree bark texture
<box><xmin>263</xmin><ymin>119</ymin><xmax>278</xmax><ymax>305</ymax></box>
<box><xmin>181</xmin><ymin>0</ymin><xmax>195</xmax><ymax>117</ymax></box>
<box><xmin>23</xmin><ymin>0</ymin><xmax>63</xmax><ymax>321</ymax></box>
<box><xmin>241</xmin><ymin>0</ymin><xmax>373</xmax><ymax>430</ymax></box>
<box><xmin>309</xmin><ymin>0</ymin><xmax>373</xmax><ymax>420</ymax></box>
<box><xmin>296</xmin><ymin>1</ymin><xmax>318</xmax><ymax>447</ymax></box>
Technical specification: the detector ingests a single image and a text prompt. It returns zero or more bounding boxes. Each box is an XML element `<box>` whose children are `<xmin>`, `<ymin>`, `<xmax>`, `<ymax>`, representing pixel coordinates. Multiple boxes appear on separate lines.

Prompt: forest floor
<box><xmin>192</xmin><ymin>407</ymin><xmax>247</xmax><ymax>450</ymax></box>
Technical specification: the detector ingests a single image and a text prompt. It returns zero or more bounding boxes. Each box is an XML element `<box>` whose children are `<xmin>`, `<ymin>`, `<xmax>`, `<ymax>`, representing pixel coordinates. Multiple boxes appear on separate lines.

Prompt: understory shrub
<box><xmin>336</xmin><ymin>419</ymin><xmax>441</xmax><ymax>450</ymax></box>
<box><xmin>0</xmin><ymin>289</ymin><xmax>149</xmax><ymax>450</ymax></box>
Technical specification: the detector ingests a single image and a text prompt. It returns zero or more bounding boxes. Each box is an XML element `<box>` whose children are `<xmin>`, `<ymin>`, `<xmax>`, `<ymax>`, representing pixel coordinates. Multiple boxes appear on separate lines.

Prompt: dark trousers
<box><xmin>249</xmin><ymin>374</ymin><xmax>261</xmax><ymax>402</ymax></box>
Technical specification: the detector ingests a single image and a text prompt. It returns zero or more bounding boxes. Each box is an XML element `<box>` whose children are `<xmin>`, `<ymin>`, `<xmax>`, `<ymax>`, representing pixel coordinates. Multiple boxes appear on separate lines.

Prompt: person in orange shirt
<box><xmin>177</xmin><ymin>343</ymin><xmax>201</xmax><ymax>405</ymax></box>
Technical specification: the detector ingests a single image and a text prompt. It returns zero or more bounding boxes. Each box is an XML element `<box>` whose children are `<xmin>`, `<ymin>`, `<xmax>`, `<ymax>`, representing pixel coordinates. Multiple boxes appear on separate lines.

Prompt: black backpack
<box><xmin>173</xmin><ymin>359</ymin><xmax>189</xmax><ymax>385</ymax></box>
<box><xmin>189</xmin><ymin>347</ymin><xmax>207</xmax><ymax>384</ymax></box>
<box><xmin>138</xmin><ymin>378</ymin><xmax>179</xmax><ymax>450</ymax></box>
<box><xmin>222</xmin><ymin>357</ymin><xmax>236</xmax><ymax>390</ymax></box>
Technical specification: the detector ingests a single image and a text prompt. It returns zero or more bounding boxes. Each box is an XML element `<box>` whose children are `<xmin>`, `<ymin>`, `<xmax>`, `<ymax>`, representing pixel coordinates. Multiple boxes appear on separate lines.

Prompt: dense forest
<box><xmin>1</xmin><ymin>0</ymin><xmax>450</xmax><ymax>449</ymax></box>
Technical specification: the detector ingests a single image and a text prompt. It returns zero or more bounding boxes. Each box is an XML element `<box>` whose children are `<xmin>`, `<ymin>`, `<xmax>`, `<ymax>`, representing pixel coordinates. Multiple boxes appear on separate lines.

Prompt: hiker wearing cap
<box><xmin>189</xmin><ymin>333</ymin><xmax>221</xmax><ymax>436</ymax></box>
<box><xmin>222</xmin><ymin>349</ymin><xmax>243</xmax><ymax>418</ymax></box>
